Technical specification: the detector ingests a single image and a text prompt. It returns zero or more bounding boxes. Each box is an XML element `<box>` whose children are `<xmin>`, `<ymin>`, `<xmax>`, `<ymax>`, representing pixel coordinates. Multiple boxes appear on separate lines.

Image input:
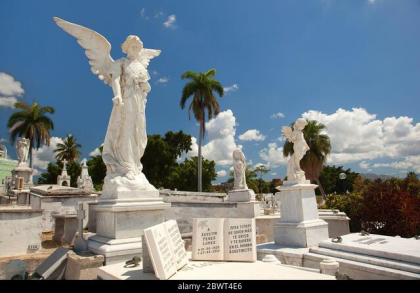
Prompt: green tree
<box><xmin>319</xmin><ymin>165</ymin><xmax>359</xmax><ymax>195</ymax></box>
<box><xmin>180</xmin><ymin>69</ymin><xmax>224</xmax><ymax>192</ymax></box>
<box><xmin>38</xmin><ymin>160</ymin><xmax>81</xmax><ymax>188</ymax></box>
<box><xmin>283</xmin><ymin>119</ymin><xmax>331</xmax><ymax>199</ymax></box>
<box><xmin>87</xmin><ymin>146</ymin><xmax>106</xmax><ymax>191</ymax></box>
<box><xmin>255</xmin><ymin>165</ymin><xmax>270</xmax><ymax>194</ymax></box>
<box><xmin>167</xmin><ymin>156</ymin><xmax>217</xmax><ymax>192</ymax></box>
<box><xmin>54</xmin><ymin>134</ymin><xmax>82</xmax><ymax>163</ymax></box>
<box><xmin>142</xmin><ymin>131</ymin><xmax>192</xmax><ymax>188</ymax></box>
<box><xmin>7</xmin><ymin>102</ymin><xmax>55</xmax><ymax>169</ymax></box>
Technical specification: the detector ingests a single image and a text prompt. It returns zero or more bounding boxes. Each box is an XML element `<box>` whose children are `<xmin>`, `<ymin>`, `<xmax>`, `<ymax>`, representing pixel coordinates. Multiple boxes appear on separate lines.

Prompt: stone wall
<box><xmin>0</xmin><ymin>207</ymin><xmax>43</xmax><ymax>257</ymax></box>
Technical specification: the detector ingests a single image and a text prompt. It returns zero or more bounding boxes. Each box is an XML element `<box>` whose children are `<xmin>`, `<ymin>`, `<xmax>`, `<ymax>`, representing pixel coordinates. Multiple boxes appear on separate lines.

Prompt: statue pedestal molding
<box><xmin>87</xmin><ymin>190</ymin><xmax>170</xmax><ymax>265</ymax></box>
<box><xmin>12</xmin><ymin>166</ymin><xmax>34</xmax><ymax>189</ymax></box>
<box><xmin>228</xmin><ymin>189</ymin><xmax>255</xmax><ymax>202</ymax></box>
<box><xmin>274</xmin><ymin>182</ymin><xmax>328</xmax><ymax>248</ymax></box>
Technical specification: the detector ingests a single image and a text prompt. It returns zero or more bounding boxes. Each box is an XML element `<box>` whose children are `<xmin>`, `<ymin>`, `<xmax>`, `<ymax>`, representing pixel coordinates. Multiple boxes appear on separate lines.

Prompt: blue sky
<box><xmin>0</xmin><ymin>0</ymin><xmax>419</xmax><ymax>183</ymax></box>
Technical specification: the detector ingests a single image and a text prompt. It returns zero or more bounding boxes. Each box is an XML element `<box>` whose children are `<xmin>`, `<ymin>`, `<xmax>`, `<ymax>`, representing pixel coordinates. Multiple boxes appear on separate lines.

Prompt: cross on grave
<box><xmin>62</xmin><ymin>159</ymin><xmax>68</xmax><ymax>170</ymax></box>
<box><xmin>74</xmin><ymin>203</ymin><xmax>88</xmax><ymax>252</ymax></box>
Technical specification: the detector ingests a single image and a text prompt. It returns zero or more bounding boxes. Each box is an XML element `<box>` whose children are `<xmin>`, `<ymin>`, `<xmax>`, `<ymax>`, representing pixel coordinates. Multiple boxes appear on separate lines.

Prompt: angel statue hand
<box><xmin>112</xmin><ymin>95</ymin><xmax>124</xmax><ymax>107</ymax></box>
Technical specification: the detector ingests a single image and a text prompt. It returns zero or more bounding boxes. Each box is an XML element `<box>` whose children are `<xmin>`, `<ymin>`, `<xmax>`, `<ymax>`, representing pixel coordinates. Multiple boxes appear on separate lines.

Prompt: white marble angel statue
<box><xmin>233</xmin><ymin>145</ymin><xmax>248</xmax><ymax>190</ymax></box>
<box><xmin>54</xmin><ymin>17</ymin><xmax>161</xmax><ymax>193</ymax></box>
<box><xmin>16</xmin><ymin>138</ymin><xmax>30</xmax><ymax>167</ymax></box>
<box><xmin>282</xmin><ymin>118</ymin><xmax>310</xmax><ymax>181</ymax></box>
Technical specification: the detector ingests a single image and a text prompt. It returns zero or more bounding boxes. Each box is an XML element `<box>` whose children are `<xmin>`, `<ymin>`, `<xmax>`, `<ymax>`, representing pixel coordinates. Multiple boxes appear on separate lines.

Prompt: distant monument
<box><xmin>274</xmin><ymin>119</ymin><xmax>329</xmax><ymax>248</ymax></box>
<box><xmin>0</xmin><ymin>145</ymin><xmax>18</xmax><ymax>194</ymax></box>
<box><xmin>228</xmin><ymin>145</ymin><xmax>255</xmax><ymax>202</ymax></box>
<box><xmin>10</xmin><ymin>138</ymin><xmax>33</xmax><ymax>190</ymax></box>
<box><xmin>77</xmin><ymin>158</ymin><xmax>93</xmax><ymax>190</ymax></box>
<box><xmin>54</xmin><ymin>17</ymin><xmax>170</xmax><ymax>264</ymax></box>
<box><xmin>57</xmin><ymin>159</ymin><xmax>71</xmax><ymax>187</ymax></box>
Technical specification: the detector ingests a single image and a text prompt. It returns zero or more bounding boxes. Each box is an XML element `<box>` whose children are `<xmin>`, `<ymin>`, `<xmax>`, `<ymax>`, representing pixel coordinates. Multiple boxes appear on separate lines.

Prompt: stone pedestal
<box><xmin>274</xmin><ymin>181</ymin><xmax>328</xmax><ymax>248</ymax></box>
<box><xmin>87</xmin><ymin>190</ymin><xmax>170</xmax><ymax>265</ymax></box>
<box><xmin>11</xmin><ymin>166</ymin><xmax>33</xmax><ymax>189</ymax></box>
<box><xmin>228</xmin><ymin>189</ymin><xmax>255</xmax><ymax>202</ymax></box>
<box><xmin>64</xmin><ymin>251</ymin><xmax>104</xmax><ymax>280</ymax></box>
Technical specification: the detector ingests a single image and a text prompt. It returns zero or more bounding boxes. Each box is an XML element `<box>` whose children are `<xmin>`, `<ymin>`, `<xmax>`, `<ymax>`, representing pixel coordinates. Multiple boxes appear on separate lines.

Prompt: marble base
<box><xmin>274</xmin><ymin>183</ymin><xmax>329</xmax><ymax>248</ymax></box>
<box><xmin>274</xmin><ymin>219</ymin><xmax>329</xmax><ymax>248</ymax></box>
<box><xmin>228</xmin><ymin>189</ymin><xmax>255</xmax><ymax>202</ymax></box>
<box><xmin>87</xmin><ymin>190</ymin><xmax>170</xmax><ymax>265</ymax></box>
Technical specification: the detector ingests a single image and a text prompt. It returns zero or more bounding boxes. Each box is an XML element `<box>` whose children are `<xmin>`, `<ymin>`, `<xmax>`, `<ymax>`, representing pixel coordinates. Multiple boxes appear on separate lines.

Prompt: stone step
<box><xmin>309</xmin><ymin>246</ymin><xmax>420</xmax><ymax>274</ymax></box>
<box><xmin>304</xmin><ymin>251</ymin><xmax>420</xmax><ymax>280</ymax></box>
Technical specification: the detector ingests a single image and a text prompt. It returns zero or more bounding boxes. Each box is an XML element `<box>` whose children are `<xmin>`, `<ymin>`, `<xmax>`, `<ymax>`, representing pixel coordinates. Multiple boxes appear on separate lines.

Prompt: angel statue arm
<box><xmin>281</xmin><ymin>126</ymin><xmax>294</xmax><ymax>142</ymax></box>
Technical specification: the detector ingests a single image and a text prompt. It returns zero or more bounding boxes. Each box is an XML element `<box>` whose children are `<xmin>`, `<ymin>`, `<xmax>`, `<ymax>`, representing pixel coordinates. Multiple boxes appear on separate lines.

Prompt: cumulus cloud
<box><xmin>270</xmin><ymin>112</ymin><xmax>285</xmax><ymax>119</ymax></box>
<box><xmin>223</xmin><ymin>84</ymin><xmax>239</xmax><ymax>94</ymax></box>
<box><xmin>359</xmin><ymin>161</ymin><xmax>370</xmax><ymax>169</ymax></box>
<box><xmin>302</xmin><ymin>108</ymin><xmax>420</xmax><ymax>165</ymax></box>
<box><xmin>182</xmin><ymin>110</ymin><xmax>237</xmax><ymax>166</ymax></box>
<box><xmin>32</xmin><ymin>137</ymin><xmax>63</xmax><ymax>170</ymax></box>
<box><xmin>0</xmin><ymin>73</ymin><xmax>24</xmax><ymax>97</ymax></box>
<box><xmin>259</xmin><ymin>142</ymin><xmax>288</xmax><ymax>168</ymax></box>
<box><xmin>217</xmin><ymin>170</ymin><xmax>227</xmax><ymax>177</ymax></box>
<box><xmin>0</xmin><ymin>73</ymin><xmax>24</xmax><ymax>108</ymax></box>
<box><xmin>0</xmin><ymin>97</ymin><xmax>18</xmax><ymax>108</ymax></box>
<box><xmin>0</xmin><ymin>138</ymin><xmax>8</xmax><ymax>143</ymax></box>
<box><xmin>164</xmin><ymin>15</ymin><xmax>177</xmax><ymax>28</ymax></box>
<box><xmin>238</xmin><ymin>129</ymin><xmax>266</xmax><ymax>141</ymax></box>
<box><xmin>373</xmin><ymin>156</ymin><xmax>420</xmax><ymax>173</ymax></box>
<box><xmin>89</xmin><ymin>144</ymin><xmax>103</xmax><ymax>157</ymax></box>
<box><xmin>156</xmin><ymin>77</ymin><xmax>169</xmax><ymax>84</ymax></box>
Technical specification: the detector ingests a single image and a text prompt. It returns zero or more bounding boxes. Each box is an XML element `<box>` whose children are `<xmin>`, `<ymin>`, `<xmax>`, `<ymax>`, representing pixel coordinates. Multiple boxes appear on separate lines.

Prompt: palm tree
<box><xmin>8</xmin><ymin>102</ymin><xmax>55</xmax><ymax>169</ymax></box>
<box><xmin>54</xmin><ymin>134</ymin><xmax>82</xmax><ymax>163</ymax></box>
<box><xmin>283</xmin><ymin>119</ymin><xmax>331</xmax><ymax>199</ymax></box>
<box><xmin>180</xmin><ymin>69</ymin><xmax>224</xmax><ymax>192</ymax></box>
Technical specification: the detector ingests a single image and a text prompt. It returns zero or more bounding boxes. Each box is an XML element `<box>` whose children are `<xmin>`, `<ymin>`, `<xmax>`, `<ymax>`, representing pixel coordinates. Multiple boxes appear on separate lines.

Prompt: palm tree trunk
<box><xmin>316</xmin><ymin>177</ymin><xmax>327</xmax><ymax>201</ymax></box>
<box><xmin>29</xmin><ymin>140</ymin><xmax>34</xmax><ymax>170</ymax></box>
<box><xmin>198</xmin><ymin>122</ymin><xmax>203</xmax><ymax>192</ymax></box>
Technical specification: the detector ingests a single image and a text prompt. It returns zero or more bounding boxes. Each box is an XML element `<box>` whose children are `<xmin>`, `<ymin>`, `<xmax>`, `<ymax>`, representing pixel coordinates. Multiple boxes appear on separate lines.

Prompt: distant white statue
<box><xmin>282</xmin><ymin>118</ymin><xmax>310</xmax><ymax>181</ymax></box>
<box><xmin>233</xmin><ymin>145</ymin><xmax>248</xmax><ymax>190</ymax></box>
<box><xmin>54</xmin><ymin>17</ymin><xmax>161</xmax><ymax>193</ymax></box>
<box><xmin>15</xmin><ymin>138</ymin><xmax>30</xmax><ymax>167</ymax></box>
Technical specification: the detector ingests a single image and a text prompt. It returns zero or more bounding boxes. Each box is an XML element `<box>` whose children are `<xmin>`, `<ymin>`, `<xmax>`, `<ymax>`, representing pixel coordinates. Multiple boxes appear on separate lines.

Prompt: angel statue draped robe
<box><xmin>282</xmin><ymin>118</ymin><xmax>310</xmax><ymax>181</ymax></box>
<box><xmin>54</xmin><ymin>17</ymin><xmax>161</xmax><ymax>195</ymax></box>
<box><xmin>233</xmin><ymin>145</ymin><xmax>248</xmax><ymax>190</ymax></box>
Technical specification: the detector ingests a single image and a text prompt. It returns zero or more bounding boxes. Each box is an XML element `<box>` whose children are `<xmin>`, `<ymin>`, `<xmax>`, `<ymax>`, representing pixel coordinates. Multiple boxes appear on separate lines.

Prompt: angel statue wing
<box><xmin>281</xmin><ymin>126</ymin><xmax>293</xmax><ymax>142</ymax></box>
<box><xmin>139</xmin><ymin>49</ymin><xmax>161</xmax><ymax>69</ymax></box>
<box><xmin>53</xmin><ymin>17</ymin><xmax>114</xmax><ymax>85</ymax></box>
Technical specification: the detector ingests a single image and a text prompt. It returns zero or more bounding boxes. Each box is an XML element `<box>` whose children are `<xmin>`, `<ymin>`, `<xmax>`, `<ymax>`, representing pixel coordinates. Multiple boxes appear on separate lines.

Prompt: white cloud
<box><xmin>223</xmin><ymin>84</ymin><xmax>239</xmax><ymax>94</ymax></box>
<box><xmin>368</xmin><ymin>0</ymin><xmax>376</xmax><ymax>4</ymax></box>
<box><xmin>270</xmin><ymin>112</ymin><xmax>285</xmax><ymax>119</ymax></box>
<box><xmin>302</xmin><ymin>108</ymin><xmax>420</xmax><ymax>166</ymax></box>
<box><xmin>373</xmin><ymin>156</ymin><xmax>420</xmax><ymax>173</ymax></box>
<box><xmin>259</xmin><ymin>142</ymin><xmax>288</xmax><ymax>168</ymax></box>
<box><xmin>156</xmin><ymin>77</ymin><xmax>169</xmax><ymax>84</ymax></box>
<box><xmin>89</xmin><ymin>144</ymin><xmax>103</xmax><ymax>157</ymax></box>
<box><xmin>32</xmin><ymin>137</ymin><xmax>63</xmax><ymax>170</ymax></box>
<box><xmin>270</xmin><ymin>172</ymin><xmax>277</xmax><ymax>176</ymax></box>
<box><xmin>0</xmin><ymin>96</ymin><xmax>18</xmax><ymax>108</ymax></box>
<box><xmin>359</xmin><ymin>161</ymin><xmax>370</xmax><ymax>169</ymax></box>
<box><xmin>164</xmin><ymin>15</ymin><xmax>177</xmax><ymax>28</ymax></box>
<box><xmin>183</xmin><ymin>110</ymin><xmax>237</xmax><ymax>166</ymax></box>
<box><xmin>217</xmin><ymin>170</ymin><xmax>227</xmax><ymax>177</ymax></box>
<box><xmin>152</xmin><ymin>70</ymin><xmax>159</xmax><ymax>76</ymax></box>
<box><xmin>0</xmin><ymin>73</ymin><xmax>24</xmax><ymax>97</ymax></box>
<box><xmin>141</xmin><ymin>8</ymin><xmax>146</xmax><ymax>18</ymax></box>
<box><xmin>238</xmin><ymin>129</ymin><xmax>266</xmax><ymax>141</ymax></box>
<box><xmin>0</xmin><ymin>138</ymin><xmax>8</xmax><ymax>143</ymax></box>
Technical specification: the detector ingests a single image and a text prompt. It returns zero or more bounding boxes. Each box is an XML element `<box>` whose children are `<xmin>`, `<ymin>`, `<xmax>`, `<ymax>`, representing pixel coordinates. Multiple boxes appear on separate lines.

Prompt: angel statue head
<box><xmin>121</xmin><ymin>35</ymin><xmax>144</xmax><ymax>58</ymax></box>
<box><xmin>294</xmin><ymin>118</ymin><xmax>308</xmax><ymax>131</ymax></box>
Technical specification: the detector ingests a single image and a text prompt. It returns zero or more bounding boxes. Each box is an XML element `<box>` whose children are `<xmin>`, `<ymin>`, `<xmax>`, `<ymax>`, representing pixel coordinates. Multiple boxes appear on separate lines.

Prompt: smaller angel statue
<box><xmin>282</xmin><ymin>118</ymin><xmax>310</xmax><ymax>181</ymax></box>
<box><xmin>233</xmin><ymin>145</ymin><xmax>248</xmax><ymax>190</ymax></box>
<box><xmin>16</xmin><ymin>138</ymin><xmax>30</xmax><ymax>167</ymax></box>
